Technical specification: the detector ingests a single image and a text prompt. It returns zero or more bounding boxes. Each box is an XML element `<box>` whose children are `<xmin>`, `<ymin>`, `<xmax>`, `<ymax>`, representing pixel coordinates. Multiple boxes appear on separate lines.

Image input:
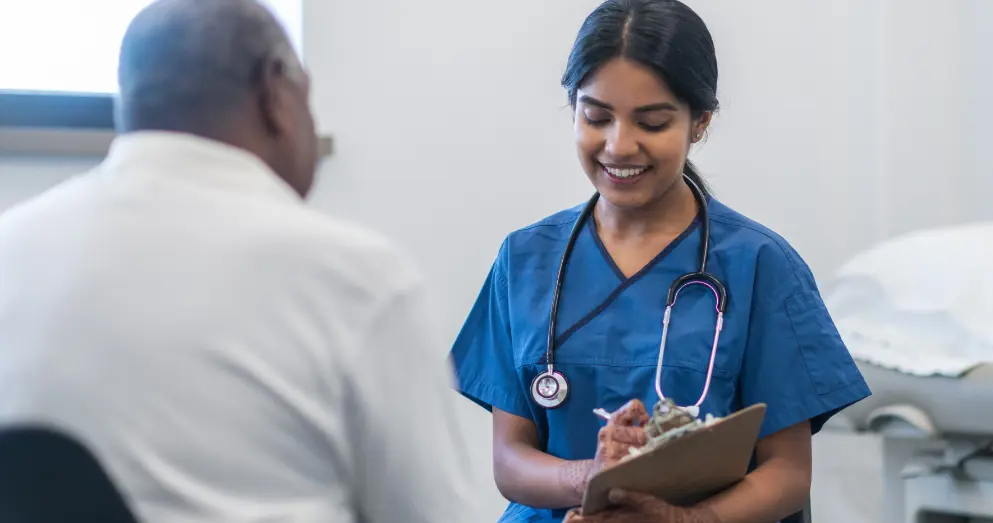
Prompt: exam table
<box><xmin>824</xmin><ymin>223</ymin><xmax>993</xmax><ymax>523</ymax></box>
<box><xmin>837</xmin><ymin>361</ymin><xmax>993</xmax><ymax>523</ymax></box>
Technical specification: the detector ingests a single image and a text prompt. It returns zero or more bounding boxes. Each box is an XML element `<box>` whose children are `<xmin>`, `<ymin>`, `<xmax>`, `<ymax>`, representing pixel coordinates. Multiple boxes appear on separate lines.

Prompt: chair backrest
<box><xmin>0</xmin><ymin>425</ymin><xmax>139</xmax><ymax>523</ymax></box>
<box><xmin>781</xmin><ymin>499</ymin><xmax>812</xmax><ymax>523</ymax></box>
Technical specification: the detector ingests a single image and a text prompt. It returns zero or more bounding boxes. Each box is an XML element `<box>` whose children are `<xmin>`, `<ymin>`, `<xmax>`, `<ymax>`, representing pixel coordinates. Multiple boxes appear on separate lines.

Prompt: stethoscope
<box><xmin>529</xmin><ymin>174</ymin><xmax>728</xmax><ymax>418</ymax></box>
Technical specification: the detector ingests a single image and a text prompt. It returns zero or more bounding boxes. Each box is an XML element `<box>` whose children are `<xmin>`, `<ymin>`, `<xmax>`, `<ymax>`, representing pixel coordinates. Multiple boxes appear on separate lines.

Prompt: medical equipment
<box><xmin>530</xmin><ymin>174</ymin><xmax>729</xmax><ymax>411</ymax></box>
<box><xmin>825</xmin><ymin>224</ymin><xmax>993</xmax><ymax>523</ymax></box>
<box><xmin>827</xmin><ymin>222</ymin><xmax>993</xmax><ymax>378</ymax></box>
<box><xmin>837</xmin><ymin>362</ymin><xmax>993</xmax><ymax>523</ymax></box>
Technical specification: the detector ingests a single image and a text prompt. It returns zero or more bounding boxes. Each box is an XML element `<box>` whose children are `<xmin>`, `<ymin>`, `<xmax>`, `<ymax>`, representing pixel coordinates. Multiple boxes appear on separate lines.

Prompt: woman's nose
<box><xmin>604</xmin><ymin>123</ymin><xmax>639</xmax><ymax>158</ymax></box>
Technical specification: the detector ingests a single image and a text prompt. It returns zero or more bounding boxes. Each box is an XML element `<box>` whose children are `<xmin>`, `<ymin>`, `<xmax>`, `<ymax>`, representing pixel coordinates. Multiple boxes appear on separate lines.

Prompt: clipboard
<box><xmin>580</xmin><ymin>403</ymin><xmax>767</xmax><ymax>515</ymax></box>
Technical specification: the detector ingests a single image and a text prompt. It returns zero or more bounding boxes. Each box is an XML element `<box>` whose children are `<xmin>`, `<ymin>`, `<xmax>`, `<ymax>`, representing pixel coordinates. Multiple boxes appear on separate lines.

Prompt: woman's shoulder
<box><xmin>707</xmin><ymin>198</ymin><xmax>818</xmax><ymax>292</ymax></box>
<box><xmin>498</xmin><ymin>202</ymin><xmax>586</xmax><ymax>252</ymax></box>
<box><xmin>708</xmin><ymin>199</ymin><xmax>793</xmax><ymax>249</ymax></box>
<box><xmin>513</xmin><ymin>203</ymin><xmax>585</xmax><ymax>236</ymax></box>
<box><xmin>480</xmin><ymin>203</ymin><xmax>587</xmax><ymax>280</ymax></box>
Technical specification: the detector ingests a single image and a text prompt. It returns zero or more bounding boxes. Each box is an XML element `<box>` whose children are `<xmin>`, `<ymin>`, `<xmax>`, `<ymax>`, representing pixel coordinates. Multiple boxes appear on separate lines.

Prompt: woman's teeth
<box><xmin>603</xmin><ymin>165</ymin><xmax>650</xmax><ymax>179</ymax></box>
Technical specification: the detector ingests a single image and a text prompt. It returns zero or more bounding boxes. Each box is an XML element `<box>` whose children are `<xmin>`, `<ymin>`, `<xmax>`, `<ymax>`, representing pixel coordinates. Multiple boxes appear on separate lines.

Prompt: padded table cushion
<box><xmin>839</xmin><ymin>361</ymin><xmax>993</xmax><ymax>436</ymax></box>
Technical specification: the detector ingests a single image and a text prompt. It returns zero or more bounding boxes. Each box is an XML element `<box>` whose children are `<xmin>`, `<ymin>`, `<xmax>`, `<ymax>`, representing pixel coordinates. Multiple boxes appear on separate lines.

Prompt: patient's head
<box><xmin>116</xmin><ymin>0</ymin><xmax>318</xmax><ymax>197</ymax></box>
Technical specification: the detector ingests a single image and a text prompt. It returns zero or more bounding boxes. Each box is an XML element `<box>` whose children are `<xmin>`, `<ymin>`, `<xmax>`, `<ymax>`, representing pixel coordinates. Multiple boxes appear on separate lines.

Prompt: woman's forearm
<box><xmin>695</xmin><ymin>458</ymin><xmax>810</xmax><ymax>523</ymax></box>
<box><xmin>494</xmin><ymin>440</ymin><xmax>593</xmax><ymax>509</ymax></box>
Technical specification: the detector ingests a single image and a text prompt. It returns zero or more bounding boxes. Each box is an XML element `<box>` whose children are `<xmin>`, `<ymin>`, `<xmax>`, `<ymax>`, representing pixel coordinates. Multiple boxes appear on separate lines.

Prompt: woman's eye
<box><xmin>640</xmin><ymin>121</ymin><xmax>671</xmax><ymax>132</ymax></box>
<box><xmin>583</xmin><ymin>110</ymin><xmax>611</xmax><ymax>126</ymax></box>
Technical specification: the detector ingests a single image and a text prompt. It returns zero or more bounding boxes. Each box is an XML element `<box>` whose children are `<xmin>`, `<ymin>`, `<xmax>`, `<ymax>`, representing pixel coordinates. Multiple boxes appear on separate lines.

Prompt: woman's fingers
<box><xmin>601</xmin><ymin>441</ymin><xmax>632</xmax><ymax>462</ymax></box>
<box><xmin>598</xmin><ymin>424</ymin><xmax>648</xmax><ymax>447</ymax></box>
<box><xmin>591</xmin><ymin>400</ymin><xmax>652</xmax><ymax>474</ymax></box>
<box><xmin>610</xmin><ymin>399</ymin><xmax>650</xmax><ymax>426</ymax></box>
<box><xmin>596</xmin><ymin>429</ymin><xmax>645</xmax><ymax>465</ymax></box>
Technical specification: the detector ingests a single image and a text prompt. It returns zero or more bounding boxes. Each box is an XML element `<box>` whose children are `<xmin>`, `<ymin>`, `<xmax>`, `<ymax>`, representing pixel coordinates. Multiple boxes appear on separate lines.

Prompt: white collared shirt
<box><xmin>0</xmin><ymin>132</ymin><xmax>480</xmax><ymax>523</ymax></box>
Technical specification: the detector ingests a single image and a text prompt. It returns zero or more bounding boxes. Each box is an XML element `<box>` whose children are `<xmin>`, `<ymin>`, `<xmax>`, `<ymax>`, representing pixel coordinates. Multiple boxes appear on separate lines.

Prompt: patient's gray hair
<box><xmin>116</xmin><ymin>0</ymin><xmax>304</xmax><ymax>133</ymax></box>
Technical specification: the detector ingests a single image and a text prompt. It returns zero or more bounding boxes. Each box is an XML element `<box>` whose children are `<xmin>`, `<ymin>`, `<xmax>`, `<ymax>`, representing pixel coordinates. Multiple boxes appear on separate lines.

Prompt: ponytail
<box><xmin>683</xmin><ymin>160</ymin><xmax>711</xmax><ymax>198</ymax></box>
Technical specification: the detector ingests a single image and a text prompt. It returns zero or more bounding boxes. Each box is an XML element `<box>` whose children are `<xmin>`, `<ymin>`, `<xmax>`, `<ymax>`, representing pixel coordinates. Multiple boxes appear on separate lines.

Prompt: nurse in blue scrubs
<box><xmin>449</xmin><ymin>1</ymin><xmax>871</xmax><ymax>522</ymax></box>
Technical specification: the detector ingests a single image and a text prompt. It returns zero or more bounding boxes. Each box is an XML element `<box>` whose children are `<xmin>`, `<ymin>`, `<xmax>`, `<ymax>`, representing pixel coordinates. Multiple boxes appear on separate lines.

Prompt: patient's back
<box><xmin>0</xmin><ymin>139</ymin><xmax>478</xmax><ymax>523</ymax></box>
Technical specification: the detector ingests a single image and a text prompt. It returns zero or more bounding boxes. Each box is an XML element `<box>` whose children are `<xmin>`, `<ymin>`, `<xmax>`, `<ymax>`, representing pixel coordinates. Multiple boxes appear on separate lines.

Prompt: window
<box><xmin>0</xmin><ymin>0</ymin><xmax>304</xmax><ymax>129</ymax></box>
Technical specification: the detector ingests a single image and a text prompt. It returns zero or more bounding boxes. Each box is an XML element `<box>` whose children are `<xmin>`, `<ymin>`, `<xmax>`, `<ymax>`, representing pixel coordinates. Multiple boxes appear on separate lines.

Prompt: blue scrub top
<box><xmin>449</xmin><ymin>197</ymin><xmax>871</xmax><ymax>523</ymax></box>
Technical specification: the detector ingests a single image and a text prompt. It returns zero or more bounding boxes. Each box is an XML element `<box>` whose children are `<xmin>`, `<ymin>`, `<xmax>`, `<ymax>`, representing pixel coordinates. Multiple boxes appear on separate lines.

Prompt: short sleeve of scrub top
<box><xmin>449</xmin><ymin>238</ymin><xmax>533</xmax><ymax>421</ymax></box>
<box><xmin>739</xmin><ymin>232</ymin><xmax>870</xmax><ymax>438</ymax></box>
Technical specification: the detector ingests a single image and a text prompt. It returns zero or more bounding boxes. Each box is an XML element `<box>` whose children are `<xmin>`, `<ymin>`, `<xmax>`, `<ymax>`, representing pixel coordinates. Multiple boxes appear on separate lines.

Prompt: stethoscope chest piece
<box><xmin>530</xmin><ymin>369</ymin><xmax>569</xmax><ymax>409</ymax></box>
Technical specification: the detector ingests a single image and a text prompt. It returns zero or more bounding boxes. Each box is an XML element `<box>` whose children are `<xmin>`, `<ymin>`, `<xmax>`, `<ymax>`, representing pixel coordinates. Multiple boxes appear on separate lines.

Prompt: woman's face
<box><xmin>573</xmin><ymin>57</ymin><xmax>710</xmax><ymax>211</ymax></box>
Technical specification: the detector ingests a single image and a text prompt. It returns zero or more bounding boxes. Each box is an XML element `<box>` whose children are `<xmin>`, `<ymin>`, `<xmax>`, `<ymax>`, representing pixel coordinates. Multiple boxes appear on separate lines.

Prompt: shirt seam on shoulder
<box><xmin>709</xmin><ymin>214</ymin><xmax>805</xmax><ymax>300</ymax></box>
<box><xmin>709</xmin><ymin>215</ymin><xmax>800</xmax><ymax>271</ymax></box>
<box><xmin>514</xmin><ymin>216</ymin><xmax>579</xmax><ymax>233</ymax></box>
<box><xmin>493</xmin><ymin>244</ymin><xmax>511</xmax><ymax>289</ymax></box>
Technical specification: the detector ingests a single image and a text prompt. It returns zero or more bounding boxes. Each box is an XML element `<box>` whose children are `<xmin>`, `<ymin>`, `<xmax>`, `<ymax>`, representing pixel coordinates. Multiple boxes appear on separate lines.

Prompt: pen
<box><xmin>593</xmin><ymin>408</ymin><xmax>612</xmax><ymax>421</ymax></box>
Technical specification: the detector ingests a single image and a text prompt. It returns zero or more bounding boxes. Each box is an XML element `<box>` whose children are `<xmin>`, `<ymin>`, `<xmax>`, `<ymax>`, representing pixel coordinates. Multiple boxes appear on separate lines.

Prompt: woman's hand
<box><xmin>492</xmin><ymin>401</ymin><xmax>651</xmax><ymax>510</ymax></box>
<box><xmin>563</xmin><ymin>489</ymin><xmax>723</xmax><ymax>523</ymax></box>
<box><xmin>561</xmin><ymin>400</ymin><xmax>651</xmax><ymax>502</ymax></box>
<box><xmin>592</xmin><ymin>400</ymin><xmax>651</xmax><ymax>474</ymax></box>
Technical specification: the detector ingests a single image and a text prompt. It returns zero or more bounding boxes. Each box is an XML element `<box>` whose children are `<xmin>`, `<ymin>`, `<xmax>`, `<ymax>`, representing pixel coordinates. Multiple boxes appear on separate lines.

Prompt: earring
<box><xmin>695</xmin><ymin>132</ymin><xmax>703</xmax><ymax>141</ymax></box>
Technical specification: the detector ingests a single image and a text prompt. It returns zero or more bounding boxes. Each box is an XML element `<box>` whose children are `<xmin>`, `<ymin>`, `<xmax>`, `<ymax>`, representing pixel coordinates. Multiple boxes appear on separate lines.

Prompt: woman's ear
<box><xmin>692</xmin><ymin>111</ymin><xmax>714</xmax><ymax>143</ymax></box>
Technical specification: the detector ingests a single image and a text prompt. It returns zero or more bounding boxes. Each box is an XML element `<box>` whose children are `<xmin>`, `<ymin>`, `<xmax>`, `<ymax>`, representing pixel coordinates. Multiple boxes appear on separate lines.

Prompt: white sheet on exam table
<box><xmin>824</xmin><ymin>222</ymin><xmax>993</xmax><ymax>377</ymax></box>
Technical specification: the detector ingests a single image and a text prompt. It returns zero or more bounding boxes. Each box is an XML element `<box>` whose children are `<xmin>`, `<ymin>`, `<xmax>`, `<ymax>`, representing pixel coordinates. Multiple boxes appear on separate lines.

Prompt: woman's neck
<box><xmin>595</xmin><ymin>178</ymin><xmax>699</xmax><ymax>240</ymax></box>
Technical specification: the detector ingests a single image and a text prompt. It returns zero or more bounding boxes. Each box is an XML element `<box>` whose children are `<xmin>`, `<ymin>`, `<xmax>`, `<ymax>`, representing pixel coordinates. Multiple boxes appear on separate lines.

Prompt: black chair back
<box><xmin>0</xmin><ymin>425</ymin><xmax>139</xmax><ymax>523</ymax></box>
<box><xmin>781</xmin><ymin>499</ymin><xmax>812</xmax><ymax>523</ymax></box>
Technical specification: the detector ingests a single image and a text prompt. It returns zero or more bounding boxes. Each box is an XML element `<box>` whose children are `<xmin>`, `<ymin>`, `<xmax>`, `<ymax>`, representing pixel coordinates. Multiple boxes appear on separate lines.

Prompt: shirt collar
<box><xmin>101</xmin><ymin>131</ymin><xmax>303</xmax><ymax>203</ymax></box>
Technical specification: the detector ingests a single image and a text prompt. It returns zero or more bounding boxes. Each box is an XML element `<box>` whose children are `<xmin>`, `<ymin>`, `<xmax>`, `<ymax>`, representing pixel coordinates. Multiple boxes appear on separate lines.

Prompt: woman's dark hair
<box><xmin>562</xmin><ymin>0</ymin><xmax>719</xmax><ymax>196</ymax></box>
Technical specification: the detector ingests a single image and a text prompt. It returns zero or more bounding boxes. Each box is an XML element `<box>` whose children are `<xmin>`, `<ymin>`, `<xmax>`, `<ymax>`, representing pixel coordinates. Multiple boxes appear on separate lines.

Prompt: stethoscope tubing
<box><xmin>534</xmin><ymin>174</ymin><xmax>727</xmax><ymax>412</ymax></box>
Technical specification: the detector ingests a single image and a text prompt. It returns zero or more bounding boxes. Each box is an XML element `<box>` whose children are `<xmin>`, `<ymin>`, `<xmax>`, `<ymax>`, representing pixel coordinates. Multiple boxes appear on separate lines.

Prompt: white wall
<box><xmin>302</xmin><ymin>1</ymin><xmax>992</xmax><ymax>518</ymax></box>
<box><xmin>303</xmin><ymin>2</ymin><xmax>602</xmax><ymax>517</ymax></box>
<box><xmin>962</xmin><ymin>0</ymin><xmax>993</xmax><ymax>223</ymax></box>
<box><xmin>0</xmin><ymin>159</ymin><xmax>97</xmax><ymax>210</ymax></box>
<box><xmin>681</xmin><ymin>0</ymin><xmax>884</xmax><ymax>277</ymax></box>
<box><xmin>1</xmin><ymin>1</ymin><xmax>991</xmax><ymax>521</ymax></box>
<box><xmin>305</xmin><ymin>0</ymin><xmax>601</xmax><ymax>319</ymax></box>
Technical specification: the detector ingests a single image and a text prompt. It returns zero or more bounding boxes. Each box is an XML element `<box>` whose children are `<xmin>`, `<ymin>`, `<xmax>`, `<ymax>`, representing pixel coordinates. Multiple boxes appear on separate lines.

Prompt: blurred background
<box><xmin>2</xmin><ymin>1</ymin><xmax>992</xmax><ymax>522</ymax></box>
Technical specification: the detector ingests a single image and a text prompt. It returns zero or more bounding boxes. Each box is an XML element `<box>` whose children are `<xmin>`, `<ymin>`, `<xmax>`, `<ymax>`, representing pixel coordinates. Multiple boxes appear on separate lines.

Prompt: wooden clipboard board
<box><xmin>580</xmin><ymin>403</ymin><xmax>767</xmax><ymax>515</ymax></box>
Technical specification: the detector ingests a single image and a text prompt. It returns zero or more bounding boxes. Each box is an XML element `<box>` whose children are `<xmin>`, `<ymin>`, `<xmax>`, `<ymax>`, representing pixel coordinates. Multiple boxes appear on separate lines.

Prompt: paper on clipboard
<box><xmin>580</xmin><ymin>403</ymin><xmax>767</xmax><ymax>515</ymax></box>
